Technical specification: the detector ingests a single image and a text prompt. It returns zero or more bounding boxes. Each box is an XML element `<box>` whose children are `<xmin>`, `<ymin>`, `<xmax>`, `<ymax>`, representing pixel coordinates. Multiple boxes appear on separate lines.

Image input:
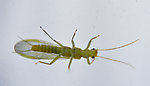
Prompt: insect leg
<box><xmin>40</xmin><ymin>26</ymin><xmax>63</xmax><ymax>47</ymax></box>
<box><xmin>71</xmin><ymin>29</ymin><xmax>77</xmax><ymax>48</ymax></box>
<box><xmin>68</xmin><ymin>28</ymin><xmax>78</xmax><ymax>69</ymax></box>
<box><xmin>68</xmin><ymin>57</ymin><xmax>73</xmax><ymax>69</ymax></box>
<box><xmin>85</xmin><ymin>35</ymin><xmax>100</xmax><ymax>50</ymax></box>
<box><xmin>49</xmin><ymin>56</ymin><xmax>60</xmax><ymax>65</ymax></box>
<box><xmin>35</xmin><ymin>61</ymin><xmax>50</xmax><ymax>65</ymax></box>
<box><xmin>87</xmin><ymin>57</ymin><xmax>95</xmax><ymax>65</ymax></box>
<box><xmin>35</xmin><ymin>55</ymin><xmax>60</xmax><ymax>65</ymax></box>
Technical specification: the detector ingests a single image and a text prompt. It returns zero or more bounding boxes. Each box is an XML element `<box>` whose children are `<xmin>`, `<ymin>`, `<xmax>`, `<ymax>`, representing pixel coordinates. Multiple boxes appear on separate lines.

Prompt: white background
<box><xmin>0</xmin><ymin>0</ymin><xmax>149</xmax><ymax>86</ymax></box>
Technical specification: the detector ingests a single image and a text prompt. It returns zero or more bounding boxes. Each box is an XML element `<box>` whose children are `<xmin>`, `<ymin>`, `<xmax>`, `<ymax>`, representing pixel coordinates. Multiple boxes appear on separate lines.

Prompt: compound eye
<box><xmin>92</xmin><ymin>56</ymin><xmax>95</xmax><ymax>59</ymax></box>
<box><xmin>92</xmin><ymin>48</ymin><xmax>95</xmax><ymax>50</ymax></box>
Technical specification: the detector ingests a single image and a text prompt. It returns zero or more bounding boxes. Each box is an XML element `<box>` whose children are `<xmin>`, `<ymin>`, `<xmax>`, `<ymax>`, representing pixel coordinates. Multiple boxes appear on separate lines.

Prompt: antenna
<box><xmin>98</xmin><ymin>39</ymin><xmax>139</xmax><ymax>51</ymax></box>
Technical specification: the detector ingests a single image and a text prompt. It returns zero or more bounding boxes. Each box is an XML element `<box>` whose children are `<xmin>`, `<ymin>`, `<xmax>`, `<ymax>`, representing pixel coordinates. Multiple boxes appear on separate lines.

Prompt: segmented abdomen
<box><xmin>31</xmin><ymin>45</ymin><xmax>61</xmax><ymax>54</ymax></box>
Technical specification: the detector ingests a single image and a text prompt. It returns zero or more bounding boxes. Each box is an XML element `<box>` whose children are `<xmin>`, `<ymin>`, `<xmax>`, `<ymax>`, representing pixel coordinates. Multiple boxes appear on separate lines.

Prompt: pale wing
<box><xmin>14</xmin><ymin>39</ymin><xmax>68</xmax><ymax>59</ymax></box>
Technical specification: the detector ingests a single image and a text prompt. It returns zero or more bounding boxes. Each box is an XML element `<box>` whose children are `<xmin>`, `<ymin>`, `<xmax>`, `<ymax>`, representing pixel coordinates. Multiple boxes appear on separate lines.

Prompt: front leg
<box><xmin>85</xmin><ymin>35</ymin><xmax>100</xmax><ymax>50</ymax></box>
<box><xmin>87</xmin><ymin>57</ymin><xmax>95</xmax><ymax>65</ymax></box>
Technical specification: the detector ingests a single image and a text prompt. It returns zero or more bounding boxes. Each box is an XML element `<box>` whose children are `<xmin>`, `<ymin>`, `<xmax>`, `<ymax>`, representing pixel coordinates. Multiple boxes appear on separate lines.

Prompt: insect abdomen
<box><xmin>31</xmin><ymin>45</ymin><xmax>61</xmax><ymax>54</ymax></box>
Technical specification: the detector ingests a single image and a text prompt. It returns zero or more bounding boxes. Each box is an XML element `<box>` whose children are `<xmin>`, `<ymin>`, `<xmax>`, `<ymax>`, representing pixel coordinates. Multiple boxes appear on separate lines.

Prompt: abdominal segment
<box><xmin>31</xmin><ymin>45</ymin><xmax>61</xmax><ymax>54</ymax></box>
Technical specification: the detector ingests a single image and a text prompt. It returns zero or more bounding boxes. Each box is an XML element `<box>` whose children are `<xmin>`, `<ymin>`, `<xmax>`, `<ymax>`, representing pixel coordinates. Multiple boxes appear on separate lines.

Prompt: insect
<box><xmin>14</xmin><ymin>26</ymin><xmax>139</xmax><ymax>69</ymax></box>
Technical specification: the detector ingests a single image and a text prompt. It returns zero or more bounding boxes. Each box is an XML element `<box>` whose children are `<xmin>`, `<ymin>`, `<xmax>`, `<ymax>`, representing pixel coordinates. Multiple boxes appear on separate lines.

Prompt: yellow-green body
<box><xmin>14</xmin><ymin>39</ymin><xmax>98</xmax><ymax>60</ymax></box>
<box><xmin>31</xmin><ymin>45</ymin><xmax>98</xmax><ymax>59</ymax></box>
<box><xmin>14</xmin><ymin>28</ymin><xmax>99</xmax><ymax>69</ymax></box>
<box><xmin>14</xmin><ymin>38</ymin><xmax>98</xmax><ymax>69</ymax></box>
<box><xmin>14</xmin><ymin>26</ymin><xmax>138</xmax><ymax>69</ymax></box>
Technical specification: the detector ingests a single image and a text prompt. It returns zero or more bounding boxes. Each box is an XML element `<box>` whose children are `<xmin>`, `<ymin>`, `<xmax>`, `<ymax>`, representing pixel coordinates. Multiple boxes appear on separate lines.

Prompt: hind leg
<box><xmin>40</xmin><ymin>26</ymin><xmax>63</xmax><ymax>47</ymax></box>
<box><xmin>35</xmin><ymin>56</ymin><xmax>60</xmax><ymax>65</ymax></box>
